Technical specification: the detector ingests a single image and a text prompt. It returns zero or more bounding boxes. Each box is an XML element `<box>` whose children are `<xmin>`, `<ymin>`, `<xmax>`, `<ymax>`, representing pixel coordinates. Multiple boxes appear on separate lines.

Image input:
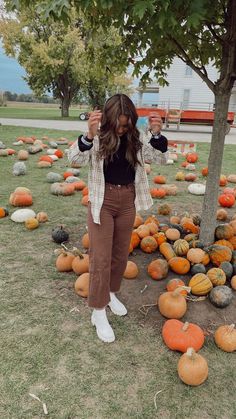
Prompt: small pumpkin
<box><xmin>162</xmin><ymin>319</ymin><xmax>205</xmax><ymax>352</ymax></box>
<box><xmin>25</xmin><ymin>217</ymin><xmax>39</xmax><ymax>230</ymax></box>
<box><xmin>206</xmin><ymin>268</ymin><xmax>226</xmax><ymax>286</ymax></box>
<box><xmin>215</xmin><ymin>224</ymin><xmax>234</xmax><ymax>240</ymax></box>
<box><xmin>186</xmin><ymin>152</ymin><xmax>198</xmax><ymax>163</ymax></box>
<box><xmin>72</xmin><ymin>254</ymin><xmax>89</xmax><ymax>275</ymax></box>
<box><xmin>165</xmin><ymin>228</ymin><xmax>180</xmax><ymax>241</ymax></box>
<box><xmin>160</xmin><ymin>184</ymin><xmax>178</xmax><ymax>196</ymax></box>
<box><xmin>140</xmin><ymin>236</ymin><xmax>158</xmax><ymax>253</ymax></box>
<box><xmin>201</xmin><ymin>167</ymin><xmax>208</xmax><ymax>176</ymax></box>
<box><xmin>157</xmin><ymin>286</ymin><xmax>191</xmax><ymax>319</ymax></box>
<box><xmin>175</xmin><ymin>171</ymin><xmax>185</xmax><ymax>181</ymax></box>
<box><xmin>152</xmin><ymin>232</ymin><xmax>167</xmax><ymax>245</ymax></box>
<box><xmin>133</xmin><ymin>214</ymin><xmax>143</xmax><ymax>228</ymax></box>
<box><xmin>214</xmin><ymin>324</ymin><xmax>236</xmax><ymax>352</ymax></box>
<box><xmin>185</xmin><ymin>173</ymin><xmax>197</xmax><ymax>182</ymax></box>
<box><xmin>81</xmin><ymin>233</ymin><xmax>89</xmax><ymax>249</ymax></box>
<box><xmin>56</xmin><ymin>250</ymin><xmax>75</xmax><ymax>272</ymax></box>
<box><xmin>189</xmin><ymin>273</ymin><xmax>213</xmax><ymax>295</ymax></box>
<box><xmin>230</xmin><ymin>275</ymin><xmax>236</xmax><ymax>290</ymax></box>
<box><xmin>216</xmin><ymin>208</ymin><xmax>228</xmax><ymax>221</ymax></box>
<box><xmin>52</xmin><ymin>226</ymin><xmax>69</xmax><ymax>243</ymax></box>
<box><xmin>227</xmin><ymin>174</ymin><xmax>236</xmax><ymax>183</ymax></box>
<box><xmin>166</xmin><ymin>278</ymin><xmax>187</xmax><ymax>295</ymax></box>
<box><xmin>173</xmin><ymin>239</ymin><xmax>189</xmax><ymax>256</ymax></box>
<box><xmin>123</xmin><ymin>261</ymin><xmax>139</xmax><ymax>279</ymax></box>
<box><xmin>157</xmin><ymin>204</ymin><xmax>171</xmax><ymax>215</ymax></box>
<box><xmin>36</xmin><ymin>212</ymin><xmax>48</xmax><ymax>223</ymax></box>
<box><xmin>147</xmin><ymin>259</ymin><xmax>169</xmax><ymax>280</ymax></box>
<box><xmin>191</xmin><ymin>264</ymin><xmax>206</xmax><ymax>275</ymax></box>
<box><xmin>153</xmin><ymin>175</ymin><xmax>166</xmax><ymax>184</ymax></box>
<box><xmin>74</xmin><ymin>273</ymin><xmax>90</xmax><ymax>297</ymax></box>
<box><xmin>168</xmin><ymin>257</ymin><xmax>191</xmax><ymax>275</ymax></box>
<box><xmin>130</xmin><ymin>231</ymin><xmax>141</xmax><ymax>249</ymax></box>
<box><xmin>177</xmin><ymin>348</ymin><xmax>208</xmax><ymax>386</ymax></box>
<box><xmin>0</xmin><ymin>207</ymin><xmax>9</xmax><ymax>218</ymax></box>
<box><xmin>218</xmin><ymin>193</ymin><xmax>235</xmax><ymax>208</ymax></box>
<box><xmin>219</xmin><ymin>261</ymin><xmax>233</xmax><ymax>280</ymax></box>
<box><xmin>187</xmin><ymin>248</ymin><xmax>206</xmax><ymax>264</ymax></box>
<box><xmin>209</xmin><ymin>285</ymin><xmax>233</xmax><ymax>308</ymax></box>
<box><xmin>169</xmin><ymin>215</ymin><xmax>181</xmax><ymax>224</ymax></box>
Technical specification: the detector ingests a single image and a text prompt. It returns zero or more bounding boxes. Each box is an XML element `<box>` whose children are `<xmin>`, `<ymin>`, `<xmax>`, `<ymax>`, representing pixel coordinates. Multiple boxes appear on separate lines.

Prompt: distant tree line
<box><xmin>3</xmin><ymin>91</ymin><xmax>59</xmax><ymax>104</ymax></box>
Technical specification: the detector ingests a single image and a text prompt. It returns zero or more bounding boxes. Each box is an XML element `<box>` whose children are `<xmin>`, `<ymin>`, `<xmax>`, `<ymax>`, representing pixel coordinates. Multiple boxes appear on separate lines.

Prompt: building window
<box><xmin>185</xmin><ymin>65</ymin><xmax>192</xmax><ymax>76</ymax></box>
<box><xmin>182</xmin><ymin>89</ymin><xmax>190</xmax><ymax>108</ymax></box>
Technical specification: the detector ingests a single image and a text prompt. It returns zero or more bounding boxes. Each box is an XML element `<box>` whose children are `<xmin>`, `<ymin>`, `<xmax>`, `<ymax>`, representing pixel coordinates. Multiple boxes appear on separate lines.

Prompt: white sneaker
<box><xmin>108</xmin><ymin>292</ymin><xmax>128</xmax><ymax>316</ymax></box>
<box><xmin>91</xmin><ymin>308</ymin><xmax>115</xmax><ymax>343</ymax></box>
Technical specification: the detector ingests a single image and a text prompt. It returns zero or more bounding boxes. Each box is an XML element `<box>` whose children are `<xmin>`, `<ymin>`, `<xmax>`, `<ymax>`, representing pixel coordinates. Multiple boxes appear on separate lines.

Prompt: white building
<box><xmin>134</xmin><ymin>58</ymin><xmax>236</xmax><ymax>112</ymax></box>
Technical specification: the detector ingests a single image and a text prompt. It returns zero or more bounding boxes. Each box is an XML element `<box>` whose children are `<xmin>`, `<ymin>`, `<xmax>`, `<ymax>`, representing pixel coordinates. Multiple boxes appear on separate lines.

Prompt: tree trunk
<box><xmin>61</xmin><ymin>95</ymin><xmax>70</xmax><ymax>117</ymax></box>
<box><xmin>199</xmin><ymin>90</ymin><xmax>231</xmax><ymax>245</ymax></box>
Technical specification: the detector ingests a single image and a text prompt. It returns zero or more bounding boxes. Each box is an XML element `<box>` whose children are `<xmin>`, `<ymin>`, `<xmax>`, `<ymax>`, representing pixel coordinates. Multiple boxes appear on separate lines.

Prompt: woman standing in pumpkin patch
<box><xmin>68</xmin><ymin>94</ymin><xmax>168</xmax><ymax>343</ymax></box>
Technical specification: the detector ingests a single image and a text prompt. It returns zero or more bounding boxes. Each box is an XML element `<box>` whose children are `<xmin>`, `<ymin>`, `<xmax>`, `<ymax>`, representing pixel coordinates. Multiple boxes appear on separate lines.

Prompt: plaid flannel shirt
<box><xmin>67</xmin><ymin>132</ymin><xmax>168</xmax><ymax>224</ymax></box>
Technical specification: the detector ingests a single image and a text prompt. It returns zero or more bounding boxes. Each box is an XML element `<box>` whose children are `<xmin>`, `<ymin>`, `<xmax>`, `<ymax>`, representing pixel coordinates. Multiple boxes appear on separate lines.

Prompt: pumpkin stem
<box><xmin>182</xmin><ymin>322</ymin><xmax>189</xmax><ymax>331</ymax></box>
<box><xmin>172</xmin><ymin>286</ymin><xmax>191</xmax><ymax>296</ymax></box>
<box><xmin>186</xmin><ymin>347</ymin><xmax>196</xmax><ymax>358</ymax></box>
<box><xmin>61</xmin><ymin>242</ymin><xmax>69</xmax><ymax>251</ymax></box>
<box><xmin>227</xmin><ymin>324</ymin><xmax>235</xmax><ymax>333</ymax></box>
<box><xmin>72</xmin><ymin>247</ymin><xmax>84</xmax><ymax>259</ymax></box>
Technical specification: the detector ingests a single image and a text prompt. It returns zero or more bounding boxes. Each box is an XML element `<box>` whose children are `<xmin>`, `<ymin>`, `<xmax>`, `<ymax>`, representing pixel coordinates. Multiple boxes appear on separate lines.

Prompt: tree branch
<box><xmin>205</xmin><ymin>23</ymin><xmax>225</xmax><ymax>44</ymax></box>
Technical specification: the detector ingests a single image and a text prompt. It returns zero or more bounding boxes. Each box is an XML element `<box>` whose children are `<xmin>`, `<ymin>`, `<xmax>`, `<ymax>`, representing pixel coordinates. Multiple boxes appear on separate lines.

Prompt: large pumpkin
<box><xmin>9</xmin><ymin>191</ymin><xmax>33</xmax><ymax>207</ymax></box>
<box><xmin>162</xmin><ymin>319</ymin><xmax>205</xmax><ymax>352</ymax></box>
<box><xmin>147</xmin><ymin>259</ymin><xmax>169</xmax><ymax>280</ymax></box>
<box><xmin>168</xmin><ymin>257</ymin><xmax>191</xmax><ymax>275</ymax></box>
<box><xmin>209</xmin><ymin>285</ymin><xmax>233</xmax><ymax>308</ymax></box>
<box><xmin>206</xmin><ymin>245</ymin><xmax>232</xmax><ymax>266</ymax></box>
<box><xmin>189</xmin><ymin>273</ymin><xmax>213</xmax><ymax>295</ymax></box>
<box><xmin>186</xmin><ymin>248</ymin><xmax>206</xmax><ymax>264</ymax></box>
<box><xmin>165</xmin><ymin>228</ymin><xmax>180</xmax><ymax>241</ymax></box>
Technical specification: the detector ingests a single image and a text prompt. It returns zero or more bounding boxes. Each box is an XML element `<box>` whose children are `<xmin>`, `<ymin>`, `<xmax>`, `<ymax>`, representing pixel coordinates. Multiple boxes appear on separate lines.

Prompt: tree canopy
<box><xmin>4</xmin><ymin>0</ymin><xmax>236</xmax><ymax>243</ymax></box>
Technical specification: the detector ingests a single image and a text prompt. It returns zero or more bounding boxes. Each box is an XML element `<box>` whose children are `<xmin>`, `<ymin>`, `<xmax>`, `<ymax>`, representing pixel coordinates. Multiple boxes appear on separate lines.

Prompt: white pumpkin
<box><xmin>65</xmin><ymin>176</ymin><xmax>79</xmax><ymax>183</ymax></box>
<box><xmin>47</xmin><ymin>148</ymin><xmax>57</xmax><ymax>155</ymax></box>
<box><xmin>166</xmin><ymin>159</ymin><xmax>174</xmax><ymax>165</ymax></box>
<box><xmin>186</xmin><ymin>163</ymin><xmax>196</xmax><ymax>171</ymax></box>
<box><xmin>49</xmin><ymin>155</ymin><xmax>59</xmax><ymax>161</ymax></box>
<box><xmin>11</xmin><ymin>208</ymin><xmax>36</xmax><ymax>222</ymax></box>
<box><xmin>188</xmin><ymin>183</ymin><xmax>206</xmax><ymax>195</ymax></box>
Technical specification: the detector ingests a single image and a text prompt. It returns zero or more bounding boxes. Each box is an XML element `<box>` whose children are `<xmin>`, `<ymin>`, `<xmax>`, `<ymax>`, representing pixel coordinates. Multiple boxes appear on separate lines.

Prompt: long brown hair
<box><xmin>97</xmin><ymin>94</ymin><xmax>142</xmax><ymax>167</ymax></box>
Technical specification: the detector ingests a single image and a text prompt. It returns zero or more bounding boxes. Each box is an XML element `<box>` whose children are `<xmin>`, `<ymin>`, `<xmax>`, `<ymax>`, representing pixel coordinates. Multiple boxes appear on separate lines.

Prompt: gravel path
<box><xmin>1</xmin><ymin>118</ymin><xmax>236</xmax><ymax>144</ymax></box>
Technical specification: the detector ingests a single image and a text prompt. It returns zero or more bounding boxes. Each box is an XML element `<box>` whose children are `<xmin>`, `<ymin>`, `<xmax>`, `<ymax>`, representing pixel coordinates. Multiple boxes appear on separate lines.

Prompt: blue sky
<box><xmin>0</xmin><ymin>44</ymin><xmax>32</xmax><ymax>93</ymax></box>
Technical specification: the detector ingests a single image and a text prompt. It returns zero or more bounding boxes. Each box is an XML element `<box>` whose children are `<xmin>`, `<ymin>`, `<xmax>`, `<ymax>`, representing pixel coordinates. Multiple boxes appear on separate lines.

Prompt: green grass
<box><xmin>0</xmin><ymin>105</ymin><xmax>88</xmax><ymax>120</ymax></box>
<box><xmin>0</xmin><ymin>125</ymin><xmax>236</xmax><ymax>419</ymax></box>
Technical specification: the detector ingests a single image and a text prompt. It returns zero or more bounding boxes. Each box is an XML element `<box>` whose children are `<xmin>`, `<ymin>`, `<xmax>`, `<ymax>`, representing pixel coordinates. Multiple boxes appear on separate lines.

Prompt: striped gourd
<box><xmin>189</xmin><ymin>273</ymin><xmax>213</xmax><ymax>295</ymax></box>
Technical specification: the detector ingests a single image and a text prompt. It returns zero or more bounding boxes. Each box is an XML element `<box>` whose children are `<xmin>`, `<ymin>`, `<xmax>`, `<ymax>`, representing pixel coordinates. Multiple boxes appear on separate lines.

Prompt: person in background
<box><xmin>68</xmin><ymin>94</ymin><xmax>168</xmax><ymax>343</ymax></box>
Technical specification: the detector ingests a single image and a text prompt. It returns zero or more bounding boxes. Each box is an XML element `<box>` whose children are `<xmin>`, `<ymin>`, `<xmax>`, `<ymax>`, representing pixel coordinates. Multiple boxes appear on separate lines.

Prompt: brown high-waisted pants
<box><xmin>87</xmin><ymin>183</ymin><xmax>136</xmax><ymax>309</ymax></box>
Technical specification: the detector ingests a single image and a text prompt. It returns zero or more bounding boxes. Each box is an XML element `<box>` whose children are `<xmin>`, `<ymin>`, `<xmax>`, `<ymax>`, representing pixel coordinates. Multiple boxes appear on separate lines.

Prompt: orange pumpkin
<box><xmin>147</xmin><ymin>259</ymin><xmax>169</xmax><ymax>280</ymax></box>
<box><xmin>9</xmin><ymin>192</ymin><xmax>33</xmax><ymax>207</ymax></box>
<box><xmin>145</xmin><ymin>222</ymin><xmax>159</xmax><ymax>235</ymax></box>
<box><xmin>123</xmin><ymin>261</ymin><xmax>139</xmax><ymax>279</ymax></box>
<box><xmin>72</xmin><ymin>254</ymin><xmax>89</xmax><ymax>275</ymax></box>
<box><xmin>201</xmin><ymin>167</ymin><xmax>208</xmax><ymax>176</ymax></box>
<box><xmin>214</xmin><ymin>239</ymin><xmax>234</xmax><ymax>250</ymax></box>
<box><xmin>54</xmin><ymin>149</ymin><xmax>63</xmax><ymax>158</ymax></box>
<box><xmin>130</xmin><ymin>231</ymin><xmax>141</xmax><ymax>249</ymax></box>
<box><xmin>134</xmin><ymin>214</ymin><xmax>144</xmax><ymax>228</ymax></box>
<box><xmin>206</xmin><ymin>245</ymin><xmax>233</xmax><ymax>266</ymax></box>
<box><xmin>82</xmin><ymin>186</ymin><xmax>89</xmax><ymax>196</ymax></box>
<box><xmin>157</xmin><ymin>286</ymin><xmax>190</xmax><ymax>319</ymax></box>
<box><xmin>81</xmin><ymin>195</ymin><xmax>89</xmax><ymax>206</ymax></box>
<box><xmin>215</xmin><ymin>224</ymin><xmax>234</xmax><ymax>240</ymax></box>
<box><xmin>144</xmin><ymin>215</ymin><xmax>159</xmax><ymax>226</ymax></box>
<box><xmin>170</xmin><ymin>215</ymin><xmax>181</xmax><ymax>224</ymax></box>
<box><xmin>152</xmin><ymin>232</ymin><xmax>167</xmax><ymax>245</ymax></box>
<box><xmin>81</xmin><ymin>233</ymin><xmax>89</xmax><ymax>249</ymax></box>
<box><xmin>228</xmin><ymin>236</ymin><xmax>236</xmax><ymax>250</ymax></box>
<box><xmin>168</xmin><ymin>257</ymin><xmax>191</xmax><ymax>274</ymax></box>
<box><xmin>136</xmin><ymin>224</ymin><xmax>150</xmax><ymax>238</ymax></box>
<box><xmin>56</xmin><ymin>251</ymin><xmax>75</xmax><ymax>272</ymax></box>
<box><xmin>153</xmin><ymin>175</ymin><xmax>166</xmax><ymax>184</ymax></box>
<box><xmin>74</xmin><ymin>273</ymin><xmax>90</xmax><ymax>297</ymax></box>
<box><xmin>159</xmin><ymin>242</ymin><xmax>176</xmax><ymax>261</ymax></box>
<box><xmin>63</xmin><ymin>171</ymin><xmax>74</xmax><ymax>179</ymax></box>
<box><xmin>166</xmin><ymin>278</ymin><xmax>187</xmax><ymax>295</ymax></box>
<box><xmin>36</xmin><ymin>212</ymin><xmax>48</xmax><ymax>223</ymax></box>
<box><xmin>162</xmin><ymin>319</ymin><xmax>205</xmax><ymax>352</ymax></box>
<box><xmin>73</xmin><ymin>180</ymin><xmax>87</xmax><ymax>191</ymax></box>
<box><xmin>140</xmin><ymin>236</ymin><xmax>158</xmax><ymax>253</ymax></box>
<box><xmin>216</xmin><ymin>208</ymin><xmax>228</xmax><ymax>221</ymax></box>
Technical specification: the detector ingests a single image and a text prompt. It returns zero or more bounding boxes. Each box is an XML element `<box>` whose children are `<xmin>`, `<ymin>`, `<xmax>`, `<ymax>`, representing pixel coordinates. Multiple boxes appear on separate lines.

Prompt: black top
<box><xmin>78</xmin><ymin>133</ymin><xmax>168</xmax><ymax>185</ymax></box>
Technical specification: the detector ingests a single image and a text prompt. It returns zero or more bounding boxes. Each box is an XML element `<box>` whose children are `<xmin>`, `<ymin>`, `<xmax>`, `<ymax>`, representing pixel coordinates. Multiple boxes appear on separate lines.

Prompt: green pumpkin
<box><xmin>209</xmin><ymin>286</ymin><xmax>233</xmax><ymax>308</ymax></box>
<box><xmin>219</xmin><ymin>262</ymin><xmax>234</xmax><ymax>280</ymax></box>
<box><xmin>191</xmin><ymin>264</ymin><xmax>206</xmax><ymax>275</ymax></box>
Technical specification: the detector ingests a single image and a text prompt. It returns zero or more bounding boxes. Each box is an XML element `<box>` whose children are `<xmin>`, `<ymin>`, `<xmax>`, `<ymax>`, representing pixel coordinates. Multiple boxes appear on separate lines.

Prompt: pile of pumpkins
<box><xmin>128</xmin><ymin>210</ymin><xmax>236</xmax><ymax>309</ymax></box>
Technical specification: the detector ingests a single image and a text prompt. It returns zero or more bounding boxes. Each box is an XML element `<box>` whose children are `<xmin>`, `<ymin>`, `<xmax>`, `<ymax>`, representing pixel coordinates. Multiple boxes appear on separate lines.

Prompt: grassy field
<box><xmin>0</xmin><ymin>103</ymin><xmax>88</xmax><ymax>120</ymax></box>
<box><xmin>0</xmin><ymin>125</ymin><xmax>236</xmax><ymax>419</ymax></box>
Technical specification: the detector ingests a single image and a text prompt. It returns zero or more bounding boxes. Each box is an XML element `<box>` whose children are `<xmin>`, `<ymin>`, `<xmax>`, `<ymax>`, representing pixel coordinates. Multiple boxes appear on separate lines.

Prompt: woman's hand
<box><xmin>87</xmin><ymin>110</ymin><xmax>102</xmax><ymax>139</ymax></box>
<box><xmin>148</xmin><ymin>113</ymin><xmax>163</xmax><ymax>134</ymax></box>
